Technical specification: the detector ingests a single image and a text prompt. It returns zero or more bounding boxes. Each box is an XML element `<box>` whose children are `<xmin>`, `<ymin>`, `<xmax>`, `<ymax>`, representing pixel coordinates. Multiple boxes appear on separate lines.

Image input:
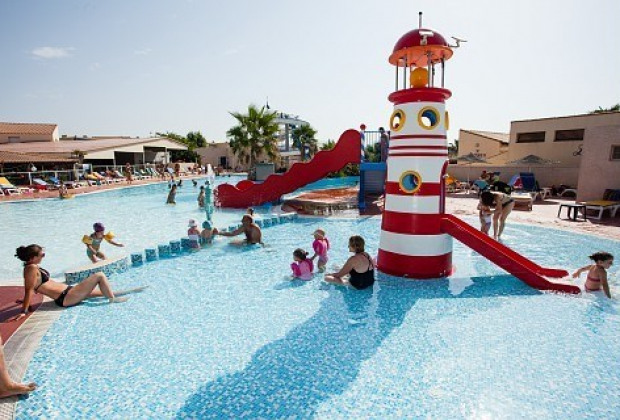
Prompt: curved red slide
<box><xmin>216</xmin><ymin>129</ymin><xmax>361</xmax><ymax>208</ymax></box>
<box><xmin>440</xmin><ymin>215</ymin><xmax>580</xmax><ymax>294</ymax></box>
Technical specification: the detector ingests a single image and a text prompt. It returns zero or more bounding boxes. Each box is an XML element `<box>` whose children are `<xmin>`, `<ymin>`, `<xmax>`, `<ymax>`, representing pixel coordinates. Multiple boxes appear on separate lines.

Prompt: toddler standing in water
<box><xmin>291</xmin><ymin>248</ymin><xmax>314</xmax><ymax>280</ymax></box>
<box><xmin>310</xmin><ymin>228</ymin><xmax>330</xmax><ymax>272</ymax></box>
<box><xmin>572</xmin><ymin>251</ymin><xmax>614</xmax><ymax>298</ymax></box>
<box><xmin>477</xmin><ymin>203</ymin><xmax>493</xmax><ymax>235</ymax></box>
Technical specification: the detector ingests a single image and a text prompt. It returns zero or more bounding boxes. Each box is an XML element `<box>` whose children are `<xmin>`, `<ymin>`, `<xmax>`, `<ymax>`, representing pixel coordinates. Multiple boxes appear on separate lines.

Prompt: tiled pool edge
<box><xmin>0</xmin><ymin>301</ymin><xmax>62</xmax><ymax>420</ymax></box>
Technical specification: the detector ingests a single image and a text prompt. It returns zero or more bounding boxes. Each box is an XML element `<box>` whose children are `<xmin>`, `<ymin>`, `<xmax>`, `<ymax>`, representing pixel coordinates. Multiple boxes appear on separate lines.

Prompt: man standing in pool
<box><xmin>215</xmin><ymin>214</ymin><xmax>263</xmax><ymax>246</ymax></box>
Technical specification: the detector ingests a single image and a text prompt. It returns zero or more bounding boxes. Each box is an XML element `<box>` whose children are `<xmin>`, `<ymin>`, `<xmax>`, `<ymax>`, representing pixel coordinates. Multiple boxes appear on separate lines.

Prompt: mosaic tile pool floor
<box><xmin>15</xmin><ymin>218</ymin><xmax>620</xmax><ymax>419</ymax></box>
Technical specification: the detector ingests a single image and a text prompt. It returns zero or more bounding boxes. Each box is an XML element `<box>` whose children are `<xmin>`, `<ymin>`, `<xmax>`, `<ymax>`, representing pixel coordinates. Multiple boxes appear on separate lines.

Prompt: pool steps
<box><xmin>64</xmin><ymin>213</ymin><xmax>299</xmax><ymax>281</ymax></box>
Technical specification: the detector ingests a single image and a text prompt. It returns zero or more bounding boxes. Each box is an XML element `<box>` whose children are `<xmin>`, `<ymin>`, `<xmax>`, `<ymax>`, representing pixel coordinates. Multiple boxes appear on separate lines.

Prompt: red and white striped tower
<box><xmin>377</xmin><ymin>22</ymin><xmax>456</xmax><ymax>278</ymax></box>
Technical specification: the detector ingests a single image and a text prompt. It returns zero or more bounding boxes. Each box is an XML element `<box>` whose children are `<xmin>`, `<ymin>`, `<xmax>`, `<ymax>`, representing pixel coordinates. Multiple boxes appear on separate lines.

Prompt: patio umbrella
<box><xmin>456</xmin><ymin>153</ymin><xmax>488</xmax><ymax>184</ymax></box>
<box><xmin>507</xmin><ymin>154</ymin><xmax>559</xmax><ymax>172</ymax></box>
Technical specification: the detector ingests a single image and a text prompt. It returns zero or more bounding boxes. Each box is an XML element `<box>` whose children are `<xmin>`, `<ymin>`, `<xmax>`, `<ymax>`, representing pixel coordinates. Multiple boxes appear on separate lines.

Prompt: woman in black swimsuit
<box><xmin>324</xmin><ymin>236</ymin><xmax>375</xmax><ymax>290</ymax></box>
<box><xmin>480</xmin><ymin>191</ymin><xmax>515</xmax><ymax>240</ymax></box>
<box><xmin>15</xmin><ymin>244</ymin><xmax>128</xmax><ymax>319</ymax></box>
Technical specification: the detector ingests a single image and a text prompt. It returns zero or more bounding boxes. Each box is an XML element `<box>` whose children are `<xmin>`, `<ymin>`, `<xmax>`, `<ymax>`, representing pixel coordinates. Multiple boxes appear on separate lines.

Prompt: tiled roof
<box><xmin>0</xmin><ymin>122</ymin><xmax>57</xmax><ymax>135</ymax></box>
<box><xmin>461</xmin><ymin>129</ymin><xmax>509</xmax><ymax>144</ymax></box>
<box><xmin>0</xmin><ymin>151</ymin><xmax>77</xmax><ymax>163</ymax></box>
<box><xmin>0</xmin><ymin>137</ymin><xmax>187</xmax><ymax>154</ymax></box>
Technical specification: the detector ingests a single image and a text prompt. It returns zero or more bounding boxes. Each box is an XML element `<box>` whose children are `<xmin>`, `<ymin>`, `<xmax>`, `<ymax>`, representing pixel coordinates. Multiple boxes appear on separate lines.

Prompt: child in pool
<box><xmin>166</xmin><ymin>184</ymin><xmax>177</xmax><ymax>204</ymax></box>
<box><xmin>187</xmin><ymin>219</ymin><xmax>201</xmax><ymax>249</ymax></box>
<box><xmin>477</xmin><ymin>203</ymin><xmax>493</xmax><ymax>235</ymax></box>
<box><xmin>310</xmin><ymin>228</ymin><xmax>330</xmax><ymax>272</ymax></box>
<box><xmin>200</xmin><ymin>220</ymin><xmax>217</xmax><ymax>244</ymax></box>
<box><xmin>572</xmin><ymin>251</ymin><xmax>613</xmax><ymax>298</ymax></box>
<box><xmin>291</xmin><ymin>248</ymin><xmax>314</xmax><ymax>280</ymax></box>
<box><xmin>197</xmin><ymin>186</ymin><xmax>205</xmax><ymax>208</ymax></box>
<box><xmin>83</xmin><ymin>222</ymin><xmax>124</xmax><ymax>263</ymax></box>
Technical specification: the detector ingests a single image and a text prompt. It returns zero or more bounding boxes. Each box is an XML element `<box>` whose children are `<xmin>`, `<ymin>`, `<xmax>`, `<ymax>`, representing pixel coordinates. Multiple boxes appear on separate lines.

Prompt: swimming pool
<box><xmin>0</xmin><ymin>176</ymin><xmax>358</xmax><ymax>281</ymax></box>
<box><xmin>15</xmin><ymin>217</ymin><xmax>620</xmax><ymax>419</ymax></box>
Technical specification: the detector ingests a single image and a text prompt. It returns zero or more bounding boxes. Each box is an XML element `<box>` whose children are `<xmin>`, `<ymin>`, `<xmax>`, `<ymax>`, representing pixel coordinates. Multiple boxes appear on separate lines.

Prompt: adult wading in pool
<box><xmin>14</xmin><ymin>245</ymin><xmax>140</xmax><ymax>320</ymax></box>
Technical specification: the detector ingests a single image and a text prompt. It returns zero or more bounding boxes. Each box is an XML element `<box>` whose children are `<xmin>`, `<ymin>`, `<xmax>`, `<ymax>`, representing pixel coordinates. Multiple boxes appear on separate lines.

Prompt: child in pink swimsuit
<box><xmin>572</xmin><ymin>251</ymin><xmax>613</xmax><ymax>298</ymax></box>
<box><xmin>310</xmin><ymin>228</ymin><xmax>330</xmax><ymax>272</ymax></box>
<box><xmin>291</xmin><ymin>248</ymin><xmax>314</xmax><ymax>280</ymax></box>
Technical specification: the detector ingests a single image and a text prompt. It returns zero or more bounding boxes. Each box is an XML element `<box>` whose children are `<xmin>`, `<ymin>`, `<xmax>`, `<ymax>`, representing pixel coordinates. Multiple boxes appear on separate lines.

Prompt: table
<box><xmin>557</xmin><ymin>203</ymin><xmax>587</xmax><ymax>221</ymax></box>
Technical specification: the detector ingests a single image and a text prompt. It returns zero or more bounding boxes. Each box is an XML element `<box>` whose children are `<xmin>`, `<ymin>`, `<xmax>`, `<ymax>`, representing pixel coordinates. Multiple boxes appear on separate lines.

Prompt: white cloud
<box><xmin>134</xmin><ymin>48</ymin><xmax>152</xmax><ymax>56</ymax></box>
<box><xmin>31</xmin><ymin>46</ymin><xmax>74</xmax><ymax>59</ymax></box>
<box><xmin>89</xmin><ymin>62</ymin><xmax>101</xmax><ymax>71</ymax></box>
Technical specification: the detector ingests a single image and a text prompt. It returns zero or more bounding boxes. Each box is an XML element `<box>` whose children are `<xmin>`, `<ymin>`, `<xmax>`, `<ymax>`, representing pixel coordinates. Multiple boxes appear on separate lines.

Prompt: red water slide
<box><xmin>215</xmin><ymin>129</ymin><xmax>361</xmax><ymax>208</ymax></box>
<box><xmin>440</xmin><ymin>215</ymin><xmax>580</xmax><ymax>294</ymax></box>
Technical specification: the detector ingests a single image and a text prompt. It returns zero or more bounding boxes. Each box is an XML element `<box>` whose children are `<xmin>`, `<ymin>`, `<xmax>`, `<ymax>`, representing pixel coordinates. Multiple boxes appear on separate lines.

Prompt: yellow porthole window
<box><xmin>444</xmin><ymin>111</ymin><xmax>450</xmax><ymax>130</ymax></box>
<box><xmin>418</xmin><ymin>106</ymin><xmax>440</xmax><ymax>130</ymax></box>
<box><xmin>389</xmin><ymin>109</ymin><xmax>406</xmax><ymax>132</ymax></box>
<box><xmin>399</xmin><ymin>171</ymin><xmax>422</xmax><ymax>194</ymax></box>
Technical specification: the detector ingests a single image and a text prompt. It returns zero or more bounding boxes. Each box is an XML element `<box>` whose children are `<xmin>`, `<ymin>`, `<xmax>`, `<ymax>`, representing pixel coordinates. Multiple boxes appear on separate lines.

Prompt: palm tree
<box><xmin>291</xmin><ymin>124</ymin><xmax>318</xmax><ymax>160</ymax></box>
<box><xmin>590</xmin><ymin>103</ymin><xmax>620</xmax><ymax>114</ymax></box>
<box><xmin>227</xmin><ymin>104</ymin><xmax>279</xmax><ymax>169</ymax></box>
<box><xmin>320</xmin><ymin>139</ymin><xmax>336</xmax><ymax>151</ymax></box>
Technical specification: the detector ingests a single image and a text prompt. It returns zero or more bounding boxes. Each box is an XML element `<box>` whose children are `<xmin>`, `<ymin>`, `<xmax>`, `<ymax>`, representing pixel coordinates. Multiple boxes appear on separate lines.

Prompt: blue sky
<box><xmin>1</xmin><ymin>0</ymin><xmax>618</xmax><ymax>144</ymax></box>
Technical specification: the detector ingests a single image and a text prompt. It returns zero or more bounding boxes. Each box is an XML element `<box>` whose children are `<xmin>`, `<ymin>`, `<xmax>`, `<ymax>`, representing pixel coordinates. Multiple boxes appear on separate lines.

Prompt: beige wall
<box><xmin>195</xmin><ymin>143</ymin><xmax>247</xmax><ymax>171</ymax></box>
<box><xmin>508</xmin><ymin>113</ymin><xmax>620</xmax><ymax>166</ymax></box>
<box><xmin>576</xmin><ymin>125</ymin><xmax>620</xmax><ymax>201</ymax></box>
<box><xmin>458</xmin><ymin>130</ymin><xmax>508</xmax><ymax>164</ymax></box>
<box><xmin>0</xmin><ymin>127</ymin><xmax>59</xmax><ymax>144</ymax></box>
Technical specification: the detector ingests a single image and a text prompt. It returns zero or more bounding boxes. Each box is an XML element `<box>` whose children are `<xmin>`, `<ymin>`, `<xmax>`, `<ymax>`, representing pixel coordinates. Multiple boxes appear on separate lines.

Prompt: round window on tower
<box><xmin>418</xmin><ymin>107</ymin><xmax>440</xmax><ymax>130</ymax></box>
<box><xmin>399</xmin><ymin>170</ymin><xmax>422</xmax><ymax>194</ymax></box>
<box><xmin>389</xmin><ymin>109</ymin><xmax>406</xmax><ymax>132</ymax></box>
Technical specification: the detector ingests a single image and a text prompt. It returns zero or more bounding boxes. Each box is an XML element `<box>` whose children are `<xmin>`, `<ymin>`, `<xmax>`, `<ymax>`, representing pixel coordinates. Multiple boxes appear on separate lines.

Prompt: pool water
<box><xmin>0</xmin><ymin>176</ymin><xmax>358</xmax><ymax>281</ymax></box>
<box><xmin>15</xmin><ymin>218</ymin><xmax>620</xmax><ymax>419</ymax></box>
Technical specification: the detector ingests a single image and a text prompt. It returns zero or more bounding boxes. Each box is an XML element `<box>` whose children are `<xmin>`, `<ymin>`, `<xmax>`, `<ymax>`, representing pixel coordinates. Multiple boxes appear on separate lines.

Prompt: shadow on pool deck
<box><xmin>176</xmin><ymin>274</ymin><xmax>539</xmax><ymax>418</ymax></box>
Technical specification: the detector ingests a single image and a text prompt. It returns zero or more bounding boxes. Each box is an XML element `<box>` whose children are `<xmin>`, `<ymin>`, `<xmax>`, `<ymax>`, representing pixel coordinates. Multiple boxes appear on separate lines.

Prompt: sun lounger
<box><xmin>511</xmin><ymin>192</ymin><xmax>534</xmax><ymax>211</ymax></box>
<box><xmin>581</xmin><ymin>200</ymin><xmax>620</xmax><ymax>220</ymax></box>
<box><xmin>0</xmin><ymin>177</ymin><xmax>21</xmax><ymax>195</ymax></box>
<box><xmin>32</xmin><ymin>178</ymin><xmax>57</xmax><ymax>190</ymax></box>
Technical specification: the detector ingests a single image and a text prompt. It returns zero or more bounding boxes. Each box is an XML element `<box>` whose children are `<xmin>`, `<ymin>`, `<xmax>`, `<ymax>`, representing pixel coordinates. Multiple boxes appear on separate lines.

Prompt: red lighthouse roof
<box><xmin>389</xmin><ymin>28</ymin><xmax>453</xmax><ymax>67</ymax></box>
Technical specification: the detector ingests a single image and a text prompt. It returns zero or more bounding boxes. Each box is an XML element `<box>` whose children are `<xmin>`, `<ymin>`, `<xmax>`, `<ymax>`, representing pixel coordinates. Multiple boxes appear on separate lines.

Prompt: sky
<box><xmin>1</xmin><ymin>0</ymin><xmax>619</xmax><ymax>145</ymax></box>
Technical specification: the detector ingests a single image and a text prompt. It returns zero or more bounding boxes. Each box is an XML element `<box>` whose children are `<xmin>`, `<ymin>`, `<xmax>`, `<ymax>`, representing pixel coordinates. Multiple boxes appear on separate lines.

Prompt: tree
<box><xmin>590</xmin><ymin>103</ymin><xmax>620</xmax><ymax>114</ymax></box>
<box><xmin>291</xmin><ymin>124</ymin><xmax>318</xmax><ymax>160</ymax></box>
<box><xmin>186</xmin><ymin>131</ymin><xmax>206</xmax><ymax>148</ymax></box>
<box><xmin>227</xmin><ymin>104</ymin><xmax>279</xmax><ymax>168</ymax></box>
<box><xmin>320</xmin><ymin>139</ymin><xmax>336</xmax><ymax>151</ymax></box>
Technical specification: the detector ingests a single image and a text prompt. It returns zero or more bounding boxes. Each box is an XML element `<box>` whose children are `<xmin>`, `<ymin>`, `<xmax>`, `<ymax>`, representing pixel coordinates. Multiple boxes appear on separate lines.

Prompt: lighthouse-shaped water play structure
<box><xmin>376</xmin><ymin>16</ymin><xmax>580</xmax><ymax>293</ymax></box>
<box><xmin>377</xmin><ymin>16</ymin><xmax>455</xmax><ymax>278</ymax></box>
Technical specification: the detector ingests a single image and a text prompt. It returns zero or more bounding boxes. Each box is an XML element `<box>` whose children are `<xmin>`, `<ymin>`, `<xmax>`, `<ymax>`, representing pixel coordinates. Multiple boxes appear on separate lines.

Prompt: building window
<box><xmin>611</xmin><ymin>145</ymin><xmax>620</xmax><ymax>161</ymax></box>
<box><xmin>516</xmin><ymin>132</ymin><xmax>545</xmax><ymax>143</ymax></box>
<box><xmin>554</xmin><ymin>129</ymin><xmax>584</xmax><ymax>142</ymax></box>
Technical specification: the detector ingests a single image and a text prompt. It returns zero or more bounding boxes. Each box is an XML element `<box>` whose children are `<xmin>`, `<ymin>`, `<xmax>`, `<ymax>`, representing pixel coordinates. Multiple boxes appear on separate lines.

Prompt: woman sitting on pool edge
<box><xmin>324</xmin><ymin>235</ymin><xmax>375</xmax><ymax>290</ymax></box>
<box><xmin>15</xmin><ymin>244</ymin><xmax>130</xmax><ymax>319</ymax></box>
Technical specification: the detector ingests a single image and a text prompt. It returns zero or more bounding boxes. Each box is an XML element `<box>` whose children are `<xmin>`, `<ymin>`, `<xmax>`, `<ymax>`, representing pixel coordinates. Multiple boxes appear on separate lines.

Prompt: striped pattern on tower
<box><xmin>377</xmin><ymin>88</ymin><xmax>453</xmax><ymax>278</ymax></box>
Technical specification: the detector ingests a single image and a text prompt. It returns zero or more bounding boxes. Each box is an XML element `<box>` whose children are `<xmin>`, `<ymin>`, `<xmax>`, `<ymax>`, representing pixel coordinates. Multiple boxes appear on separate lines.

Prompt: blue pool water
<box><xmin>15</xmin><ymin>217</ymin><xmax>620</xmax><ymax>419</ymax></box>
<box><xmin>0</xmin><ymin>176</ymin><xmax>357</xmax><ymax>281</ymax></box>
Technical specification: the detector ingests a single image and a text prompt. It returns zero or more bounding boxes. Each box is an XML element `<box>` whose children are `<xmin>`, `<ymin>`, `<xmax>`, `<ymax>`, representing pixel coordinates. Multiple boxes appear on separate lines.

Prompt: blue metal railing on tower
<box><xmin>358</xmin><ymin>129</ymin><xmax>390</xmax><ymax>210</ymax></box>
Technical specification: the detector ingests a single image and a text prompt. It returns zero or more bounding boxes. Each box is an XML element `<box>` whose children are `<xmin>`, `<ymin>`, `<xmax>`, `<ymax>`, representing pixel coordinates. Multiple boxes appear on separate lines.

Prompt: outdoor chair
<box><xmin>445</xmin><ymin>174</ymin><xmax>466</xmax><ymax>193</ymax></box>
<box><xmin>32</xmin><ymin>178</ymin><xmax>56</xmax><ymax>190</ymax></box>
<box><xmin>49</xmin><ymin>176</ymin><xmax>81</xmax><ymax>189</ymax></box>
<box><xmin>519</xmin><ymin>173</ymin><xmax>541</xmax><ymax>193</ymax></box>
<box><xmin>0</xmin><ymin>177</ymin><xmax>21</xmax><ymax>195</ymax></box>
<box><xmin>580</xmin><ymin>189</ymin><xmax>620</xmax><ymax>220</ymax></box>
